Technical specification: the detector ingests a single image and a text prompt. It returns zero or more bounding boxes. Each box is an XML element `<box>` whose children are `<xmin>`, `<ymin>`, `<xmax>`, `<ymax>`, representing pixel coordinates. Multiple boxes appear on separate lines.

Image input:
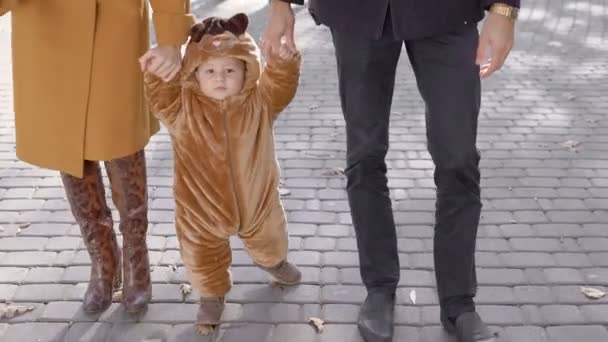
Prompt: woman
<box><xmin>0</xmin><ymin>0</ymin><xmax>194</xmax><ymax>313</ymax></box>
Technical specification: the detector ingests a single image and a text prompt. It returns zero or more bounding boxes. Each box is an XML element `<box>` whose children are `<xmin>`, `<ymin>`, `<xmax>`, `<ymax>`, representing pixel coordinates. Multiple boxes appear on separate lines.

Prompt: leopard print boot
<box><xmin>61</xmin><ymin>161</ymin><xmax>122</xmax><ymax>313</ymax></box>
<box><xmin>106</xmin><ymin>150</ymin><xmax>152</xmax><ymax>313</ymax></box>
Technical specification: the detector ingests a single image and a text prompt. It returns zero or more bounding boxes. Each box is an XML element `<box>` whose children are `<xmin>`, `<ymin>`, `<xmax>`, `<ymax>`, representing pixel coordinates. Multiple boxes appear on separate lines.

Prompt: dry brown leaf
<box><xmin>0</xmin><ymin>305</ymin><xmax>35</xmax><ymax>319</ymax></box>
<box><xmin>304</xmin><ymin>151</ymin><xmax>334</xmax><ymax>158</ymax></box>
<box><xmin>279</xmin><ymin>188</ymin><xmax>291</xmax><ymax>196</ymax></box>
<box><xmin>321</xmin><ymin>167</ymin><xmax>345</xmax><ymax>177</ymax></box>
<box><xmin>308</xmin><ymin>317</ymin><xmax>325</xmax><ymax>333</ymax></box>
<box><xmin>581</xmin><ymin>287</ymin><xmax>606</xmax><ymax>299</ymax></box>
<box><xmin>180</xmin><ymin>283</ymin><xmax>192</xmax><ymax>300</ymax></box>
<box><xmin>561</xmin><ymin>140</ymin><xmax>581</xmax><ymax>150</ymax></box>
<box><xmin>18</xmin><ymin>223</ymin><xmax>30</xmax><ymax>229</ymax></box>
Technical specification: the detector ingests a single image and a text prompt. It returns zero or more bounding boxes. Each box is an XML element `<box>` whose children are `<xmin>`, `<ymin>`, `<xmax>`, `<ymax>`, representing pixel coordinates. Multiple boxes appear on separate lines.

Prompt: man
<box><xmin>1</xmin><ymin>0</ymin><xmax>193</xmax><ymax>313</ymax></box>
<box><xmin>262</xmin><ymin>1</ymin><xmax>519</xmax><ymax>341</ymax></box>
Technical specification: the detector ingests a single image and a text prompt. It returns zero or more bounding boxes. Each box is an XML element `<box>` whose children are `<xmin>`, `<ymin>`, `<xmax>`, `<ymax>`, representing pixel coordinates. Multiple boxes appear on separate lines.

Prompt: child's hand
<box><xmin>277</xmin><ymin>43</ymin><xmax>298</xmax><ymax>60</ymax></box>
<box><xmin>139</xmin><ymin>45</ymin><xmax>182</xmax><ymax>82</ymax></box>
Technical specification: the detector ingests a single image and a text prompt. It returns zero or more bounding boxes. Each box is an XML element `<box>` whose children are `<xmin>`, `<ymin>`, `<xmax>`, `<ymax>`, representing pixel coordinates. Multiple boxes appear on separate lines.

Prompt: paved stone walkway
<box><xmin>1</xmin><ymin>0</ymin><xmax>608</xmax><ymax>341</ymax></box>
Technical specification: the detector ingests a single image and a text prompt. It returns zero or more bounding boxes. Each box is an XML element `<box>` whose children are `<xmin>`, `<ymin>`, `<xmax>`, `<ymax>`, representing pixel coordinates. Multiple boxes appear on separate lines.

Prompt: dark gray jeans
<box><xmin>331</xmin><ymin>17</ymin><xmax>482</xmax><ymax>317</ymax></box>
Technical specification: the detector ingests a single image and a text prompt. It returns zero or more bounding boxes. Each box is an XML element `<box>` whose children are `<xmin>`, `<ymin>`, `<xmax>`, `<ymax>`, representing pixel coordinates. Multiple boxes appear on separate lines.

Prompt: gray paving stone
<box><xmin>504</xmin><ymin>326</ymin><xmax>548</xmax><ymax>342</ymax></box>
<box><xmin>546</xmin><ymin>325</ymin><xmax>608</xmax><ymax>342</ymax></box>
<box><xmin>167</xmin><ymin>324</ymin><xmax>214</xmax><ymax>342</ymax></box>
<box><xmin>513</xmin><ymin>286</ymin><xmax>555</xmax><ymax>304</ymax></box>
<box><xmin>139</xmin><ymin>303</ymin><xmax>198</xmax><ymax>323</ymax></box>
<box><xmin>543</xmin><ymin>268</ymin><xmax>585</xmax><ymax>284</ymax></box>
<box><xmin>0</xmin><ymin>237</ymin><xmax>47</xmax><ymax>251</ymax></box>
<box><xmin>40</xmin><ymin>301</ymin><xmax>96</xmax><ymax>322</ymax></box>
<box><xmin>272</xmin><ymin>324</ymin><xmax>317</xmax><ymax>342</ymax></box>
<box><xmin>12</xmin><ymin>284</ymin><xmax>70</xmax><ymax>302</ymax></box>
<box><xmin>319</xmin><ymin>324</ymin><xmax>365</xmax><ymax>342</ymax></box>
<box><xmin>539</xmin><ymin>305</ymin><xmax>586</xmax><ymax>325</ymax></box>
<box><xmin>477</xmin><ymin>305</ymin><xmax>525</xmax><ymax>325</ymax></box>
<box><xmin>478</xmin><ymin>268</ymin><xmax>526</xmax><ymax>286</ymax></box>
<box><xmin>0</xmin><ymin>267</ymin><xmax>27</xmax><ymax>283</ymax></box>
<box><xmin>63</xmin><ymin>322</ymin><xmax>113</xmax><ymax>342</ymax></box>
<box><xmin>239</xmin><ymin>303</ymin><xmax>302</xmax><ymax>323</ymax></box>
<box><xmin>149</xmin><ymin>283</ymin><xmax>183</xmax><ymax>302</ymax></box>
<box><xmin>0</xmin><ymin>251</ymin><xmax>56</xmax><ymax>266</ymax></box>
<box><xmin>108</xmin><ymin>323</ymin><xmax>171</xmax><ymax>342</ymax></box>
<box><xmin>321</xmin><ymin>251</ymin><xmax>358</xmax><ymax>267</ymax></box>
<box><xmin>61</xmin><ymin>266</ymin><xmax>90</xmax><ymax>283</ymax></box>
<box><xmin>20</xmin><ymin>267</ymin><xmax>61</xmax><ymax>286</ymax></box>
<box><xmin>0</xmin><ymin>284</ymin><xmax>17</xmax><ymax>301</ymax></box>
<box><xmin>321</xmin><ymin>304</ymin><xmax>358</xmax><ymax>323</ymax></box>
<box><xmin>501</xmin><ymin>252</ymin><xmax>556</xmax><ymax>267</ymax></box>
<box><xmin>2</xmin><ymin>322</ymin><xmax>68</xmax><ymax>342</ymax></box>
<box><xmin>44</xmin><ymin>237</ymin><xmax>81</xmax><ymax>251</ymax></box>
<box><xmin>476</xmin><ymin>286</ymin><xmax>517</xmax><ymax>305</ymax></box>
<box><xmin>580</xmin><ymin>305</ymin><xmax>608</xmax><ymax>324</ymax></box>
<box><xmin>321</xmin><ymin>285</ymin><xmax>366</xmax><ymax>304</ymax></box>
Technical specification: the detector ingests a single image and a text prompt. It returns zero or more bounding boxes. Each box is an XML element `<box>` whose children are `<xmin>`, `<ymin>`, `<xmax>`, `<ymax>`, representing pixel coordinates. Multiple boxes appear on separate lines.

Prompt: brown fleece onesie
<box><xmin>144</xmin><ymin>14</ymin><xmax>301</xmax><ymax>297</ymax></box>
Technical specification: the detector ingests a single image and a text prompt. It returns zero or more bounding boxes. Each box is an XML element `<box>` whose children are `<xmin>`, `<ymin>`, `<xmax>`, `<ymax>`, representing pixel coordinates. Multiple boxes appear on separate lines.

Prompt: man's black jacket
<box><xmin>283</xmin><ymin>0</ymin><xmax>521</xmax><ymax>40</ymax></box>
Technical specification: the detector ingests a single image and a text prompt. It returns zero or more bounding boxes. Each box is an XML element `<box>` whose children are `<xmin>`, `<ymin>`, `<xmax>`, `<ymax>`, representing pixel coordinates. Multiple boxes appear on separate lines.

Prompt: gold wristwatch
<box><xmin>489</xmin><ymin>3</ymin><xmax>519</xmax><ymax>21</ymax></box>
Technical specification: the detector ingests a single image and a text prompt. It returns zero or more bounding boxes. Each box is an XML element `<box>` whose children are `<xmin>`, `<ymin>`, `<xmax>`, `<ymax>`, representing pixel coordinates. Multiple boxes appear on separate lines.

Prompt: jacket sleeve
<box><xmin>0</xmin><ymin>0</ymin><xmax>19</xmax><ymax>16</ymax></box>
<box><xmin>482</xmin><ymin>0</ymin><xmax>521</xmax><ymax>9</ymax></box>
<box><xmin>143</xmin><ymin>72</ymin><xmax>183</xmax><ymax>130</ymax></box>
<box><xmin>278</xmin><ymin>0</ymin><xmax>305</xmax><ymax>4</ymax></box>
<box><xmin>259</xmin><ymin>52</ymin><xmax>301</xmax><ymax>121</ymax></box>
<box><xmin>149</xmin><ymin>0</ymin><xmax>196</xmax><ymax>46</ymax></box>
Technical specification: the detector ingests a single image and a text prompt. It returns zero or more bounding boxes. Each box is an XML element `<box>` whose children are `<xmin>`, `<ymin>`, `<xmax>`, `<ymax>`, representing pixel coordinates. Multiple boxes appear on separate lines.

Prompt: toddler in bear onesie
<box><xmin>143</xmin><ymin>13</ymin><xmax>302</xmax><ymax>334</ymax></box>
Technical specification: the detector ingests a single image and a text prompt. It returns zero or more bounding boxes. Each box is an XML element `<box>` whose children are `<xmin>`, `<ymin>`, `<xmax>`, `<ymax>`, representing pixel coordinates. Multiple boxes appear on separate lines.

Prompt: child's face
<box><xmin>196</xmin><ymin>57</ymin><xmax>245</xmax><ymax>100</ymax></box>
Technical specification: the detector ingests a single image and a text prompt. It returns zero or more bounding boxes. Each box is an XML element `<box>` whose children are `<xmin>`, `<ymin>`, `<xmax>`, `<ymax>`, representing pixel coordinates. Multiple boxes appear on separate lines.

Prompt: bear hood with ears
<box><xmin>181</xmin><ymin>13</ymin><xmax>261</xmax><ymax>95</ymax></box>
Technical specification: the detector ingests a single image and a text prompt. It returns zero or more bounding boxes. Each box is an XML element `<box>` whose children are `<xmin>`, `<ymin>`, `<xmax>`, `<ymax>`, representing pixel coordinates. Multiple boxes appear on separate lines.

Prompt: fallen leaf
<box><xmin>308</xmin><ymin>317</ymin><xmax>325</xmax><ymax>333</ymax></box>
<box><xmin>581</xmin><ymin>287</ymin><xmax>606</xmax><ymax>299</ymax></box>
<box><xmin>409</xmin><ymin>289</ymin><xmax>417</xmax><ymax>304</ymax></box>
<box><xmin>0</xmin><ymin>305</ymin><xmax>35</xmax><ymax>319</ymax></box>
<box><xmin>304</xmin><ymin>151</ymin><xmax>334</xmax><ymax>158</ymax></box>
<box><xmin>279</xmin><ymin>188</ymin><xmax>291</xmax><ymax>196</ymax></box>
<box><xmin>561</xmin><ymin>140</ymin><xmax>581</xmax><ymax>150</ymax></box>
<box><xmin>18</xmin><ymin>223</ymin><xmax>31</xmax><ymax>229</ymax></box>
<box><xmin>321</xmin><ymin>167</ymin><xmax>345</xmax><ymax>177</ymax></box>
<box><xmin>180</xmin><ymin>283</ymin><xmax>192</xmax><ymax>300</ymax></box>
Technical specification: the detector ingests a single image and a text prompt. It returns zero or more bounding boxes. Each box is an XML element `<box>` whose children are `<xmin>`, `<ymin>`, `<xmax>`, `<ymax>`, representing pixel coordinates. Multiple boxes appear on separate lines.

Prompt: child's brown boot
<box><xmin>196</xmin><ymin>296</ymin><xmax>225</xmax><ymax>335</ymax></box>
<box><xmin>259</xmin><ymin>260</ymin><xmax>302</xmax><ymax>285</ymax></box>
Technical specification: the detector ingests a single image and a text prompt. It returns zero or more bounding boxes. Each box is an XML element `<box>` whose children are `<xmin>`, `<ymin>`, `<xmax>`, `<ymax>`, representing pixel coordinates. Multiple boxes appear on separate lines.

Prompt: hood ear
<box><xmin>226</xmin><ymin>13</ymin><xmax>249</xmax><ymax>36</ymax></box>
<box><xmin>189</xmin><ymin>22</ymin><xmax>207</xmax><ymax>43</ymax></box>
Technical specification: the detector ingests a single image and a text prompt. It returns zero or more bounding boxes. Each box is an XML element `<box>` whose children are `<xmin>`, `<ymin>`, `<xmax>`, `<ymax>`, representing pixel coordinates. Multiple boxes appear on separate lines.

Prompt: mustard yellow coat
<box><xmin>0</xmin><ymin>0</ymin><xmax>195</xmax><ymax>177</ymax></box>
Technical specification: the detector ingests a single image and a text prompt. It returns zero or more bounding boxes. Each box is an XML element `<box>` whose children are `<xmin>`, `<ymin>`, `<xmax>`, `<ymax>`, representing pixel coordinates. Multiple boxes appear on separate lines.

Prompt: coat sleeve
<box><xmin>278</xmin><ymin>0</ymin><xmax>305</xmax><ymax>4</ymax></box>
<box><xmin>144</xmin><ymin>72</ymin><xmax>183</xmax><ymax>130</ymax></box>
<box><xmin>149</xmin><ymin>0</ymin><xmax>196</xmax><ymax>45</ymax></box>
<box><xmin>259</xmin><ymin>52</ymin><xmax>301</xmax><ymax>121</ymax></box>
<box><xmin>0</xmin><ymin>0</ymin><xmax>19</xmax><ymax>16</ymax></box>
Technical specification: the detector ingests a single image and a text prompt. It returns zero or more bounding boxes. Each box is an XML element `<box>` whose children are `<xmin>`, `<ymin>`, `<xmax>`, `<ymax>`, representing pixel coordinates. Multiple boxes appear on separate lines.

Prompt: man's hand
<box><xmin>476</xmin><ymin>12</ymin><xmax>515</xmax><ymax>79</ymax></box>
<box><xmin>139</xmin><ymin>45</ymin><xmax>182</xmax><ymax>82</ymax></box>
<box><xmin>261</xmin><ymin>0</ymin><xmax>296</xmax><ymax>62</ymax></box>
